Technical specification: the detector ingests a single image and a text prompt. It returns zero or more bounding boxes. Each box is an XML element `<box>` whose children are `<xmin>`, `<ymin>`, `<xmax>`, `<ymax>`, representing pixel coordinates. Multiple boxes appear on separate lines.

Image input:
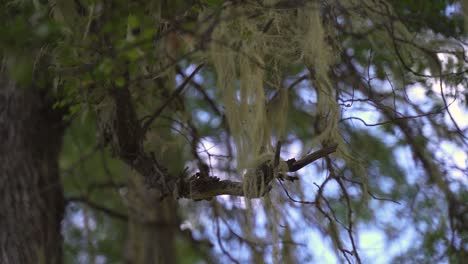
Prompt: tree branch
<box><xmin>178</xmin><ymin>144</ymin><xmax>338</xmax><ymax>200</ymax></box>
<box><xmin>107</xmin><ymin>66</ymin><xmax>336</xmax><ymax>201</ymax></box>
<box><xmin>175</xmin><ymin>65</ymin><xmax>222</xmax><ymax>116</ymax></box>
<box><xmin>142</xmin><ymin>63</ymin><xmax>204</xmax><ymax>132</ymax></box>
<box><xmin>286</xmin><ymin>144</ymin><xmax>338</xmax><ymax>172</ymax></box>
<box><xmin>67</xmin><ymin>196</ymin><xmax>128</xmax><ymax>221</ymax></box>
<box><xmin>109</xmin><ymin>82</ymin><xmax>174</xmax><ymax>195</ymax></box>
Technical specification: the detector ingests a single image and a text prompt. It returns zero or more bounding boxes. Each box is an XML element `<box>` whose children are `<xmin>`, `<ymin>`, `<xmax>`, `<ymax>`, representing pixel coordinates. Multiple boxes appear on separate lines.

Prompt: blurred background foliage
<box><xmin>0</xmin><ymin>0</ymin><xmax>467</xmax><ymax>263</ymax></box>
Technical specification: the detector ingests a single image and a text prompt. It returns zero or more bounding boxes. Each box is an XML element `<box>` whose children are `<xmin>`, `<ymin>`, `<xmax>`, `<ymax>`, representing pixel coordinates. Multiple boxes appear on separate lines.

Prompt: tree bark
<box><xmin>125</xmin><ymin>171</ymin><xmax>178</xmax><ymax>264</ymax></box>
<box><xmin>0</xmin><ymin>81</ymin><xmax>65</xmax><ymax>263</ymax></box>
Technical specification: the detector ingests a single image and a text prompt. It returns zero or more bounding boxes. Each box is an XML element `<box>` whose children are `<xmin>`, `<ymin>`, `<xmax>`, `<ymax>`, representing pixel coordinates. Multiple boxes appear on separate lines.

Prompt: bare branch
<box><xmin>287</xmin><ymin>144</ymin><xmax>338</xmax><ymax>172</ymax></box>
<box><xmin>67</xmin><ymin>196</ymin><xmax>128</xmax><ymax>222</ymax></box>
<box><xmin>178</xmin><ymin>144</ymin><xmax>338</xmax><ymax>200</ymax></box>
<box><xmin>175</xmin><ymin>65</ymin><xmax>222</xmax><ymax>116</ymax></box>
<box><xmin>142</xmin><ymin>63</ymin><xmax>205</xmax><ymax>132</ymax></box>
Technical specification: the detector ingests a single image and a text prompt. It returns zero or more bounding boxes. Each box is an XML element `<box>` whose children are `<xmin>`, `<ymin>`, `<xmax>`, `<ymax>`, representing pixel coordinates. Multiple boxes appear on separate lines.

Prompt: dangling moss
<box><xmin>208</xmin><ymin>2</ymin><xmax>367</xmax><ymax>198</ymax></box>
<box><xmin>209</xmin><ymin>5</ymin><xmax>273</xmax><ymax>197</ymax></box>
<box><xmin>297</xmin><ymin>2</ymin><xmax>369</xmax><ymax>196</ymax></box>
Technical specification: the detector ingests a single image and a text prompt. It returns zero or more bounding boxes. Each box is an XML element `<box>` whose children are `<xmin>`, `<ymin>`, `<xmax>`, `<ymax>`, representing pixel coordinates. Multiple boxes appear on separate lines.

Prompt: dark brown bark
<box><xmin>0</xmin><ymin>82</ymin><xmax>65</xmax><ymax>263</ymax></box>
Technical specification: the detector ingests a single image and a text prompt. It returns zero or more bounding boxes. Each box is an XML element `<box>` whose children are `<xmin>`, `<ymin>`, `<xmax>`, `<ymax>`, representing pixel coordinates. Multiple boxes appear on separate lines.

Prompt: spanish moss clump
<box><xmin>297</xmin><ymin>3</ymin><xmax>357</xmax><ymax>176</ymax></box>
<box><xmin>207</xmin><ymin>2</ymin><xmax>362</xmax><ymax>197</ymax></box>
<box><xmin>209</xmin><ymin>5</ymin><xmax>270</xmax><ymax>197</ymax></box>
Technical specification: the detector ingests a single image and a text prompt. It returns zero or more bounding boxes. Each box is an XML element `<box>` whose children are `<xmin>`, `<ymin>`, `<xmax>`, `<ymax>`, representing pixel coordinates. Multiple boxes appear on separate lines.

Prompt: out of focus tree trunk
<box><xmin>125</xmin><ymin>171</ymin><xmax>179</xmax><ymax>264</ymax></box>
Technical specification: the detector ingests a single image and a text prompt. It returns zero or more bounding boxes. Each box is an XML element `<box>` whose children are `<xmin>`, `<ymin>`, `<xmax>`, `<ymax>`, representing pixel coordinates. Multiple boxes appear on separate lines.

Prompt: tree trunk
<box><xmin>125</xmin><ymin>170</ymin><xmax>179</xmax><ymax>264</ymax></box>
<box><xmin>0</xmin><ymin>81</ymin><xmax>65</xmax><ymax>263</ymax></box>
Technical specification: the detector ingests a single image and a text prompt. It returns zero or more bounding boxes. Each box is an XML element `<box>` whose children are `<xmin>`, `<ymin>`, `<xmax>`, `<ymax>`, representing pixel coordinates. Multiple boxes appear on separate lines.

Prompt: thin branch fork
<box><xmin>141</xmin><ymin>63</ymin><xmax>205</xmax><ymax>132</ymax></box>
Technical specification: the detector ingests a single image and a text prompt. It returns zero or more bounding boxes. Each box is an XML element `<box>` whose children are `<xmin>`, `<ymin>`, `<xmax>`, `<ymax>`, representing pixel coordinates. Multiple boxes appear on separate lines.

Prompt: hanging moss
<box><xmin>207</xmin><ymin>2</ymin><xmax>365</xmax><ymax>198</ymax></box>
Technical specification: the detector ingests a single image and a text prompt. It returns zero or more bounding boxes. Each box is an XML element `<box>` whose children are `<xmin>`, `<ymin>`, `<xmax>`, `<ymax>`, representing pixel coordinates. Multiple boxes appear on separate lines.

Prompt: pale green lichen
<box><xmin>208</xmin><ymin>2</ymin><xmax>358</xmax><ymax>198</ymax></box>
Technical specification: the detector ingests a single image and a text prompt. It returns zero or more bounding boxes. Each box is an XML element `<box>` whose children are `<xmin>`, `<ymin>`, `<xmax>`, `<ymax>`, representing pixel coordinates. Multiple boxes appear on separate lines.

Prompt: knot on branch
<box><xmin>242</xmin><ymin>160</ymin><xmax>275</xmax><ymax>198</ymax></box>
<box><xmin>176</xmin><ymin>169</ymin><xmax>221</xmax><ymax>200</ymax></box>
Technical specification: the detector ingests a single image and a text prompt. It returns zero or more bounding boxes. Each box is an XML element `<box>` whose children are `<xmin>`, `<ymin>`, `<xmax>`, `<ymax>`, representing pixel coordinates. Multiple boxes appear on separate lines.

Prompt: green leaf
<box><xmin>127</xmin><ymin>14</ymin><xmax>140</xmax><ymax>28</ymax></box>
<box><xmin>115</xmin><ymin>76</ymin><xmax>125</xmax><ymax>87</ymax></box>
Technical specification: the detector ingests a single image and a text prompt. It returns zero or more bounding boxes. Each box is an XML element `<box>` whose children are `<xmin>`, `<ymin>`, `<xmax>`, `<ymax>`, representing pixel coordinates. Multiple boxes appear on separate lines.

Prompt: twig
<box><xmin>175</xmin><ymin>65</ymin><xmax>222</xmax><ymax>116</ymax></box>
<box><xmin>277</xmin><ymin>179</ymin><xmax>316</xmax><ymax>205</ymax></box>
<box><xmin>287</xmin><ymin>144</ymin><xmax>338</xmax><ymax>172</ymax></box>
<box><xmin>67</xmin><ymin>196</ymin><xmax>128</xmax><ymax>221</ymax></box>
<box><xmin>142</xmin><ymin>63</ymin><xmax>205</xmax><ymax>132</ymax></box>
<box><xmin>213</xmin><ymin>202</ymin><xmax>241</xmax><ymax>264</ymax></box>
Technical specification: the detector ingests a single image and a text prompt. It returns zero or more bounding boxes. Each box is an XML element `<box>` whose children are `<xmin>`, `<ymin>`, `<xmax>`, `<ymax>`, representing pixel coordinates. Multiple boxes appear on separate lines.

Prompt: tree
<box><xmin>1</xmin><ymin>0</ymin><xmax>467</xmax><ymax>263</ymax></box>
<box><xmin>0</xmin><ymin>78</ymin><xmax>65</xmax><ymax>264</ymax></box>
<box><xmin>1</xmin><ymin>7</ymin><xmax>66</xmax><ymax>262</ymax></box>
